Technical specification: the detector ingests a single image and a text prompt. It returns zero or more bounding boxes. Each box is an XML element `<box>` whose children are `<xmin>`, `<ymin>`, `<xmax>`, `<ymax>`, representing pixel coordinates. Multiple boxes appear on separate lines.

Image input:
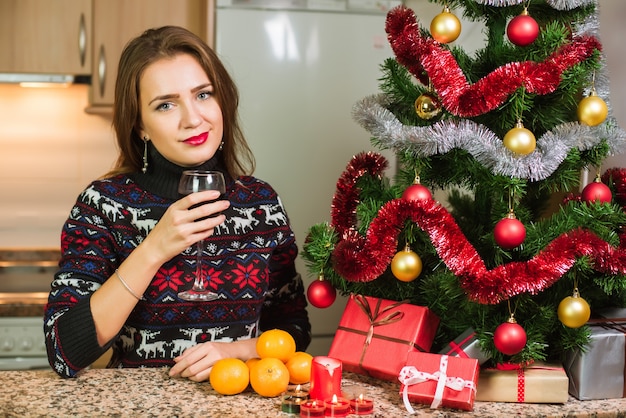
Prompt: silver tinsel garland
<box><xmin>352</xmin><ymin>94</ymin><xmax>625</xmax><ymax>181</ymax></box>
<box><xmin>473</xmin><ymin>0</ymin><xmax>595</xmax><ymax>10</ymax></box>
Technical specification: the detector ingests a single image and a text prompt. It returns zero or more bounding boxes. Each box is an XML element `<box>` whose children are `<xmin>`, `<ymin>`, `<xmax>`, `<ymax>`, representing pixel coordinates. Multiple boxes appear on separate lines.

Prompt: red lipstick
<box><xmin>184</xmin><ymin>132</ymin><xmax>208</xmax><ymax>145</ymax></box>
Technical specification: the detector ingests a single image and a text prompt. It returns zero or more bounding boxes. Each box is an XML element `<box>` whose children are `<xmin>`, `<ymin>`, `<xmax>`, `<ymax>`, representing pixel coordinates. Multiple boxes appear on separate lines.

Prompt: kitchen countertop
<box><xmin>1</xmin><ymin>368</ymin><xmax>626</xmax><ymax>417</ymax></box>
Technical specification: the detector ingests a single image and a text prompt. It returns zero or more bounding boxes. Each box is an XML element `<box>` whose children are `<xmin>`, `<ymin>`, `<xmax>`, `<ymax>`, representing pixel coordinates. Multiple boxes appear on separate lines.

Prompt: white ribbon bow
<box><xmin>398</xmin><ymin>355</ymin><xmax>476</xmax><ymax>413</ymax></box>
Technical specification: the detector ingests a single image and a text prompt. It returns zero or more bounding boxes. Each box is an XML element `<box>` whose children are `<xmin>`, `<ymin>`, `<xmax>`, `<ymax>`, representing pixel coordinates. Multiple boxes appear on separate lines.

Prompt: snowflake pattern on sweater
<box><xmin>44</xmin><ymin>174</ymin><xmax>310</xmax><ymax>378</ymax></box>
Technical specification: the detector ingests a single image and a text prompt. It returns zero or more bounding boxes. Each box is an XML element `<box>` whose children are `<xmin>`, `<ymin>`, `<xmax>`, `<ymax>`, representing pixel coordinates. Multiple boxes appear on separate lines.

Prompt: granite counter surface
<box><xmin>1</xmin><ymin>368</ymin><xmax>625</xmax><ymax>417</ymax></box>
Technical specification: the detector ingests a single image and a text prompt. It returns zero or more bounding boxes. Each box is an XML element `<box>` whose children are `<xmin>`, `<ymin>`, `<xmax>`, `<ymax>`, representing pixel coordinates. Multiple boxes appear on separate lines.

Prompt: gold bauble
<box><xmin>503</xmin><ymin>122</ymin><xmax>536</xmax><ymax>155</ymax></box>
<box><xmin>391</xmin><ymin>247</ymin><xmax>423</xmax><ymax>282</ymax></box>
<box><xmin>415</xmin><ymin>92</ymin><xmax>442</xmax><ymax>120</ymax></box>
<box><xmin>430</xmin><ymin>7</ymin><xmax>461</xmax><ymax>44</ymax></box>
<box><xmin>557</xmin><ymin>290</ymin><xmax>591</xmax><ymax>329</ymax></box>
<box><xmin>577</xmin><ymin>93</ymin><xmax>608</xmax><ymax>126</ymax></box>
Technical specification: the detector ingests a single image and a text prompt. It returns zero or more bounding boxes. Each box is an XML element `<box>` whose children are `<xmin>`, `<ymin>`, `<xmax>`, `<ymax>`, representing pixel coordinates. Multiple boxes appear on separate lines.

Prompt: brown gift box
<box><xmin>475</xmin><ymin>363</ymin><xmax>569</xmax><ymax>403</ymax></box>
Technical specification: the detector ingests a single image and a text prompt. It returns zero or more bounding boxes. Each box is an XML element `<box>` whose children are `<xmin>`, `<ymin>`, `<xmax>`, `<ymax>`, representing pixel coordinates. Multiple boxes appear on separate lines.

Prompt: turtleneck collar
<box><xmin>130</xmin><ymin>142</ymin><xmax>228</xmax><ymax>200</ymax></box>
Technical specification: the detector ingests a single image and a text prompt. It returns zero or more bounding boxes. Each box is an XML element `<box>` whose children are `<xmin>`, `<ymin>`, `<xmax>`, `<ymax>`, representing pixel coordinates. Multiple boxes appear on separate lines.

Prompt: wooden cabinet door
<box><xmin>0</xmin><ymin>0</ymin><xmax>92</xmax><ymax>74</ymax></box>
<box><xmin>89</xmin><ymin>0</ymin><xmax>209</xmax><ymax>108</ymax></box>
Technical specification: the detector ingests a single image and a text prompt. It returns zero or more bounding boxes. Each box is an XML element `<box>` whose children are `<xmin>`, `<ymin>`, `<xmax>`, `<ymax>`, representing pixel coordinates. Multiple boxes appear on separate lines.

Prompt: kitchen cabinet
<box><xmin>0</xmin><ymin>0</ymin><xmax>214</xmax><ymax>112</ymax></box>
<box><xmin>89</xmin><ymin>0</ymin><xmax>213</xmax><ymax>110</ymax></box>
<box><xmin>0</xmin><ymin>0</ymin><xmax>92</xmax><ymax>75</ymax></box>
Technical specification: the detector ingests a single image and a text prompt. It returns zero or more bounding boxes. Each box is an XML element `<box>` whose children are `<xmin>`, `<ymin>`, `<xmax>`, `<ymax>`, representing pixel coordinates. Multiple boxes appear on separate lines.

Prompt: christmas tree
<box><xmin>302</xmin><ymin>0</ymin><xmax>626</xmax><ymax>366</ymax></box>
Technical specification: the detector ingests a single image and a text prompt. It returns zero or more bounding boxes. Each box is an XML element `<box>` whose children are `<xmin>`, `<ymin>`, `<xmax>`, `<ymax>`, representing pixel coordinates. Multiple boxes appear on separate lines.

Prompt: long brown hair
<box><xmin>106</xmin><ymin>25</ymin><xmax>255</xmax><ymax>179</ymax></box>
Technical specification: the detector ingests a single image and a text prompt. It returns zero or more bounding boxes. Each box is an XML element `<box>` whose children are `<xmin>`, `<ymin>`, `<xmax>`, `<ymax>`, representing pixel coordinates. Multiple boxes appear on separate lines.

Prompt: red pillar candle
<box><xmin>349</xmin><ymin>394</ymin><xmax>374</xmax><ymax>415</ymax></box>
<box><xmin>309</xmin><ymin>356</ymin><xmax>342</xmax><ymax>401</ymax></box>
<box><xmin>300</xmin><ymin>400</ymin><xmax>325</xmax><ymax>418</ymax></box>
<box><xmin>324</xmin><ymin>395</ymin><xmax>350</xmax><ymax>417</ymax></box>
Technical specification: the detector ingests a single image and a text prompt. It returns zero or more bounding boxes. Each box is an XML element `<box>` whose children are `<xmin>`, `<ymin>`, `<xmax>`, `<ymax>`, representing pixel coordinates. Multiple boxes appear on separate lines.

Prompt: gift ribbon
<box><xmin>398</xmin><ymin>355</ymin><xmax>476</xmax><ymax>413</ymax></box>
<box><xmin>442</xmin><ymin>331</ymin><xmax>476</xmax><ymax>359</ymax></box>
<box><xmin>337</xmin><ymin>295</ymin><xmax>410</xmax><ymax>373</ymax></box>
<box><xmin>353</xmin><ymin>295</ymin><xmax>406</xmax><ymax>346</ymax></box>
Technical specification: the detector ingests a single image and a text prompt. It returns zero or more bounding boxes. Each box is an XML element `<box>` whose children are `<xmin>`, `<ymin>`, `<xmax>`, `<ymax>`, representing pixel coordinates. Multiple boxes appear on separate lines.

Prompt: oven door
<box><xmin>0</xmin><ymin>314</ymin><xmax>50</xmax><ymax>370</ymax></box>
<box><xmin>0</xmin><ymin>249</ymin><xmax>58</xmax><ymax>370</ymax></box>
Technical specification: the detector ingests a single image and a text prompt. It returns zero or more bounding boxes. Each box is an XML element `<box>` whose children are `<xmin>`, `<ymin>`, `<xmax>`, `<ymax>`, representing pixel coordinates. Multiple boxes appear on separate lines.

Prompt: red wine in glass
<box><xmin>177</xmin><ymin>170</ymin><xmax>226</xmax><ymax>301</ymax></box>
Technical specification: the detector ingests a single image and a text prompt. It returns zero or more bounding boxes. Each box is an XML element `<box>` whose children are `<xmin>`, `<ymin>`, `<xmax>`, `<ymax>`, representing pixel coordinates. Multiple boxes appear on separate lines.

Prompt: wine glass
<box><xmin>177</xmin><ymin>170</ymin><xmax>226</xmax><ymax>301</ymax></box>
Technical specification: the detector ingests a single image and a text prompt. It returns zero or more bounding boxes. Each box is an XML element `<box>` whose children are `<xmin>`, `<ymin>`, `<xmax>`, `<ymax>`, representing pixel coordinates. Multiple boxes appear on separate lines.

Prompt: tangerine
<box><xmin>249</xmin><ymin>357</ymin><xmax>290</xmax><ymax>397</ymax></box>
<box><xmin>256</xmin><ymin>329</ymin><xmax>296</xmax><ymax>362</ymax></box>
<box><xmin>245</xmin><ymin>357</ymin><xmax>261</xmax><ymax>370</ymax></box>
<box><xmin>209</xmin><ymin>358</ymin><xmax>250</xmax><ymax>395</ymax></box>
<box><xmin>286</xmin><ymin>351</ymin><xmax>313</xmax><ymax>384</ymax></box>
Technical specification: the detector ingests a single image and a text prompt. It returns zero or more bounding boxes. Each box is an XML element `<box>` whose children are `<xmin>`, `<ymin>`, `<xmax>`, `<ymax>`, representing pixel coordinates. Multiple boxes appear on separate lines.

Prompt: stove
<box><xmin>0</xmin><ymin>249</ymin><xmax>59</xmax><ymax>370</ymax></box>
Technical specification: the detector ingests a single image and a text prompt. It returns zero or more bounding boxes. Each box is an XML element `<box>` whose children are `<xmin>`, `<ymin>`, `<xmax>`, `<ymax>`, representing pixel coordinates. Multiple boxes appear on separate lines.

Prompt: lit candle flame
<box><xmin>358</xmin><ymin>393</ymin><xmax>364</xmax><ymax>402</ymax></box>
<box><xmin>332</xmin><ymin>394</ymin><xmax>338</xmax><ymax>403</ymax></box>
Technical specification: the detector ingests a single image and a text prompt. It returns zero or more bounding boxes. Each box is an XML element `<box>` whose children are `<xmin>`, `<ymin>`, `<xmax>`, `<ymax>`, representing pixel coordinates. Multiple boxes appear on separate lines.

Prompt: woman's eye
<box><xmin>156</xmin><ymin>102</ymin><xmax>173</xmax><ymax>111</ymax></box>
<box><xmin>198</xmin><ymin>90</ymin><xmax>213</xmax><ymax>100</ymax></box>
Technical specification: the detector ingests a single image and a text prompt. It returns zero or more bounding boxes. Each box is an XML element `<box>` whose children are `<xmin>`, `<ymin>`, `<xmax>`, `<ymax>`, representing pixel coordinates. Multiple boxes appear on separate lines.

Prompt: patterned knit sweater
<box><xmin>44</xmin><ymin>147</ymin><xmax>311</xmax><ymax>378</ymax></box>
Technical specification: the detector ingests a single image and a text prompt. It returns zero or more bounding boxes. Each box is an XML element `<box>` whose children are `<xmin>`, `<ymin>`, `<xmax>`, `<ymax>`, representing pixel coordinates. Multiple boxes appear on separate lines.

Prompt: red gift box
<box><xmin>399</xmin><ymin>352</ymin><xmax>479</xmax><ymax>412</ymax></box>
<box><xmin>328</xmin><ymin>294</ymin><xmax>439</xmax><ymax>381</ymax></box>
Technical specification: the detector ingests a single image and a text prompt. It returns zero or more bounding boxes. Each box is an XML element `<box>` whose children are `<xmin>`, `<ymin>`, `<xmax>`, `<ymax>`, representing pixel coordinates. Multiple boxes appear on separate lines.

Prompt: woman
<box><xmin>44</xmin><ymin>26</ymin><xmax>311</xmax><ymax>380</ymax></box>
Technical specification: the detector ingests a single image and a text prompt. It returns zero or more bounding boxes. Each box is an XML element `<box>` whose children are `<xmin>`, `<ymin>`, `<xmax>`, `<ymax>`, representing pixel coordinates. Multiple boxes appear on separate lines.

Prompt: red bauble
<box><xmin>306</xmin><ymin>279</ymin><xmax>336</xmax><ymax>309</ymax></box>
<box><xmin>581</xmin><ymin>181</ymin><xmax>612</xmax><ymax>203</ymax></box>
<box><xmin>507</xmin><ymin>14</ymin><xmax>539</xmax><ymax>46</ymax></box>
<box><xmin>494</xmin><ymin>217</ymin><xmax>526</xmax><ymax>250</ymax></box>
<box><xmin>402</xmin><ymin>183</ymin><xmax>432</xmax><ymax>202</ymax></box>
<box><xmin>494</xmin><ymin>321</ymin><xmax>527</xmax><ymax>356</ymax></box>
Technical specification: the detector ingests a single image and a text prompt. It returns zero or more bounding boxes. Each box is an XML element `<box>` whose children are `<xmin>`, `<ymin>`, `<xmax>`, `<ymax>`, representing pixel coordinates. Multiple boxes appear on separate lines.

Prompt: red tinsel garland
<box><xmin>384</xmin><ymin>5</ymin><xmax>602</xmax><ymax>118</ymax></box>
<box><xmin>331</xmin><ymin>151</ymin><xmax>388</xmax><ymax>238</ymax></box>
<box><xmin>330</xmin><ymin>153</ymin><xmax>626</xmax><ymax>304</ymax></box>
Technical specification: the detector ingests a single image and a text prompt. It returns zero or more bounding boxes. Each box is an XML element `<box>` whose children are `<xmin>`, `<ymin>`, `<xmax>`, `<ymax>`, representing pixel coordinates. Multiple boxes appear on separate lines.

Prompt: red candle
<box><xmin>300</xmin><ymin>400</ymin><xmax>325</xmax><ymax>418</ymax></box>
<box><xmin>309</xmin><ymin>356</ymin><xmax>342</xmax><ymax>401</ymax></box>
<box><xmin>324</xmin><ymin>395</ymin><xmax>350</xmax><ymax>417</ymax></box>
<box><xmin>349</xmin><ymin>394</ymin><xmax>374</xmax><ymax>415</ymax></box>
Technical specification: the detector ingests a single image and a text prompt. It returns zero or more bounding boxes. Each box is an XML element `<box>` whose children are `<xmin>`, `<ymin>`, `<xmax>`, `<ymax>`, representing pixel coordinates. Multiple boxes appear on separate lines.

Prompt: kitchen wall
<box><xmin>594</xmin><ymin>0</ymin><xmax>626</xmax><ymax>169</ymax></box>
<box><xmin>0</xmin><ymin>84</ymin><xmax>117</xmax><ymax>248</ymax></box>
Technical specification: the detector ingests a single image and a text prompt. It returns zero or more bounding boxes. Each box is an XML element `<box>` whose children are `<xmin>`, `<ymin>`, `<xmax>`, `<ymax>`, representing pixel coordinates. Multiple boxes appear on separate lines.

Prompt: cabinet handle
<box><xmin>78</xmin><ymin>13</ymin><xmax>87</xmax><ymax>68</ymax></box>
<box><xmin>98</xmin><ymin>45</ymin><xmax>106</xmax><ymax>98</ymax></box>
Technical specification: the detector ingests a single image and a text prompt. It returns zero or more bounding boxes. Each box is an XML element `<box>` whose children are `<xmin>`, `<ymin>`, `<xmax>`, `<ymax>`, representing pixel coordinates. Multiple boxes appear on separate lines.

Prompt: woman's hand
<box><xmin>143</xmin><ymin>190</ymin><xmax>230</xmax><ymax>263</ymax></box>
<box><xmin>169</xmin><ymin>339</ymin><xmax>258</xmax><ymax>382</ymax></box>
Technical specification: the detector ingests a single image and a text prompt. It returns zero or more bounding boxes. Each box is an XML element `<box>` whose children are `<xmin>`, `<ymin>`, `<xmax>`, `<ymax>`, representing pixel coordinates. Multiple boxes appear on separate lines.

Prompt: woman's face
<box><xmin>138</xmin><ymin>53</ymin><xmax>224</xmax><ymax>167</ymax></box>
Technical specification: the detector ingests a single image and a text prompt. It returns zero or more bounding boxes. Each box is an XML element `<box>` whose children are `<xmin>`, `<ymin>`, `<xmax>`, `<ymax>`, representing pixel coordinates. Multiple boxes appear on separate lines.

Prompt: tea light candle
<box><xmin>282</xmin><ymin>395</ymin><xmax>306</xmax><ymax>414</ymax></box>
<box><xmin>324</xmin><ymin>394</ymin><xmax>350</xmax><ymax>417</ymax></box>
<box><xmin>287</xmin><ymin>384</ymin><xmax>309</xmax><ymax>400</ymax></box>
<box><xmin>300</xmin><ymin>400</ymin><xmax>325</xmax><ymax>417</ymax></box>
<box><xmin>282</xmin><ymin>384</ymin><xmax>310</xmax><ymax>414</ymax></box>
<box><xmin>309</xmin><ymin>356</ymin><xmax>342</xmax><ymax>401</ymax></box>
<box><xmin>349</xmin><ymin>393</ymin><xmax>374</xmax><ymax>415</ymax></box>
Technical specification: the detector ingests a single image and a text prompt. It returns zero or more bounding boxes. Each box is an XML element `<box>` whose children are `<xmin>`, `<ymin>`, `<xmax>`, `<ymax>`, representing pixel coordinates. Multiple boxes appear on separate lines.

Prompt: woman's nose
<box><xmin>181</xmin><ymin>103</ymin><xmax>203</xmax><ymax>128</ymax></box>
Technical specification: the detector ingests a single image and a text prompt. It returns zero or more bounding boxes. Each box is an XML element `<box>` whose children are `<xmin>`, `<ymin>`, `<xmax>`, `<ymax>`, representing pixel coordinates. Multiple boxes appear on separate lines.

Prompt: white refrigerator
<box><xmin>215</xmin><ymin>0</ymin><xmax>399</xmax><ymax>355</ymax></box>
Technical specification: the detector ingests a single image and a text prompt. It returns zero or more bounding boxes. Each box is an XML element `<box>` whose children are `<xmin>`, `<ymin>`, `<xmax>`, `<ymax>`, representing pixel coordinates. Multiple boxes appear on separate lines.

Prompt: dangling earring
<box><xmin>142</xmin><ymin>137</ymin><xmax>149</xmax><ymax>174</ymax></box>
<box><xmin>218</xmin><ymin>141</ymin><xmax>224</xmax><ymax>151</ymax></box>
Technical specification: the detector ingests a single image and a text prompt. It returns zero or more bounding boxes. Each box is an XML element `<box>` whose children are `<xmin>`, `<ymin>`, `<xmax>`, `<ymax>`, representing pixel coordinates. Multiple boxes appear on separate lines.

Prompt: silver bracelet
<box><xmin>114</xmin><ymin>269</ymin><xmax>145</xmax><ymax>301</ymax></box>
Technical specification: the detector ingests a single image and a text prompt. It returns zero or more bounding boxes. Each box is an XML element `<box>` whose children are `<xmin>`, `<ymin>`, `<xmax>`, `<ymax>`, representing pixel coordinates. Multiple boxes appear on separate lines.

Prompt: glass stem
<box><xmin>193</xmin><ymin>239</ymin><xmax>206</xmax><ymax>291</ymax></box>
